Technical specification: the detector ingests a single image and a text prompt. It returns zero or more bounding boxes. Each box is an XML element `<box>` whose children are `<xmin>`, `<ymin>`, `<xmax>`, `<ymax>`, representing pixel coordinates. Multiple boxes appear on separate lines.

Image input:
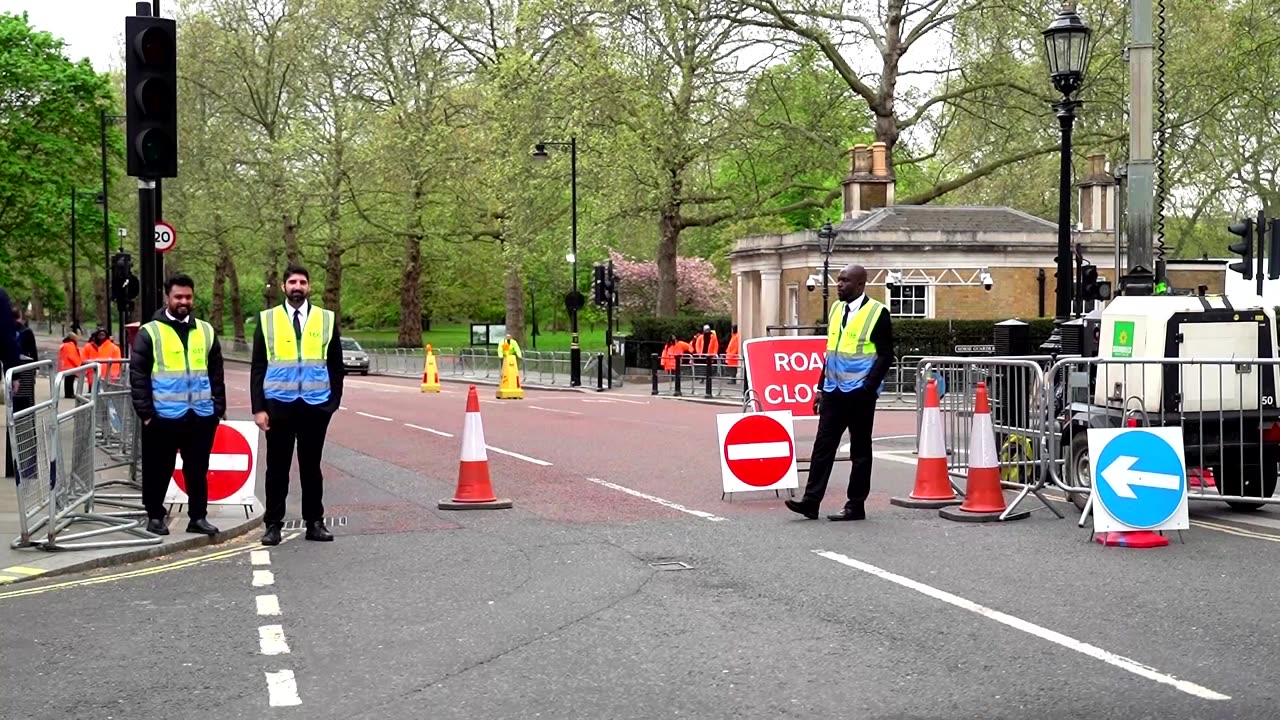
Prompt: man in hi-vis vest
<box><xmin>785</xmin><ymin>263</ymin><xmax>894</xmax><ymax>522</ymax></box>
<box><xmin>129</xmin><ymin>273</ymin><xmax>226</xmax><ymax>536</ymax></box>
<box><xmin>251</xmin><ymin>263</ymin><xmax>345</xmax><ymax>546</ymax></box>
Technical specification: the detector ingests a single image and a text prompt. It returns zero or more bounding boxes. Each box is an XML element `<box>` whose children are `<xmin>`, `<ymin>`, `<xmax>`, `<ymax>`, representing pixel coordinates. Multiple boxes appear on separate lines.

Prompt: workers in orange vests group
<box><xmin>57</xmin><ymin>333</ymin><xmax>81</xmax><ymax>398</ymax></box>
<box><xmin>658</xmin><ymin>324</ymin><xmax>743</xmax><ymax>380</ymax></box>
<box><xmin>724</xmin><ymin>325</ymin><xmax>741</xmax><ymax>383</ymax></box>
<box><xmin>660</xmin><ymin>335</ymin><xmax>693</xmax><ymax>373</ymax></box>
<box><xmin>82</xmin><ymin>328</ymin><xmax>123</xmax><ymax>386</ymax></box>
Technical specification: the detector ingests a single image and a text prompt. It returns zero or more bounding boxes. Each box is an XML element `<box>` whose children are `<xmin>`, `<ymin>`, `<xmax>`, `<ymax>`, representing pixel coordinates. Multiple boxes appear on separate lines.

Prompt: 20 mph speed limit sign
<box><xmin>154</xmin><ymin>220</ymin><xmax>177</xmax><ymax>253</ymax></box>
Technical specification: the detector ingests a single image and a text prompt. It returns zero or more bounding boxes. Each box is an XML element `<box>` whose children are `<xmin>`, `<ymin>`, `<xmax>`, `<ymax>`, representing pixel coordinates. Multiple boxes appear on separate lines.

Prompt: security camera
<box><xmin>806</xmin><ymin>274</ymin><xmax>820</xmax><ymax>292</ymax></box>
<box><xmin>980</xmin><ymin>269</ymin><xmax>993</xmax><ymax>291</ymax></box>
<box><xmin>885</xmin><ymin>270</ymin><xmax>902</xmax><ymax>290</ymax></box>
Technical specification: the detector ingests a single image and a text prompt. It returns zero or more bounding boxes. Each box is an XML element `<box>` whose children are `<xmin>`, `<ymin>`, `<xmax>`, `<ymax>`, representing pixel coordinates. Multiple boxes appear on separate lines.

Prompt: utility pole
<box><xmin>1123</xmin><ymin>0</ymin><xmax>1156</xmax><ymax>287</ymax></box>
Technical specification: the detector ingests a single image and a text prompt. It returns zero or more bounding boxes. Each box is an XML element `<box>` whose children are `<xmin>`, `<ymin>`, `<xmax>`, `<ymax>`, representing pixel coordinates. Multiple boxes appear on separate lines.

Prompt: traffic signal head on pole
<box><xmin>1269</xmin><ymin>218</ymin><xmax>1280</xmax><ymax>281</ymax></box>
<box><xmin>125</xmin><ymin>12</ymin><xmax>177</xmax><ymax>179</ymax></box>
<box><xmin>1228</xmin><ymin>217</ymin><xmax>1255</xmax><ymax>280</ymax></box>
<box><xmin>1079</xmin><ymin>264</ymin><xmax>1111</xmax><ymax>303</ymax></box>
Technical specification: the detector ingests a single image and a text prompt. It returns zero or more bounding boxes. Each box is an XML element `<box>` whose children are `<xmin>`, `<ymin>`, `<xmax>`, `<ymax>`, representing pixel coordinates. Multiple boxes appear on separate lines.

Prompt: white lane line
<box><xmin>405</xmin><ymin>423</ymin><xmax>454</xmax><ymax>438</ymax></box>
<box><xmin>529</xmin><ymin>405</ymin><xmax>583</xmax><ymax>416</ymax></box>
<box><xmin>252</xmin><ymin>570</ymin><xmax>274</xmax><ymax>587</ymax></box>
<box><xmin>585</xmin><ymin>477</ymin><xmax>726</xmax><ymax>522</ymax></box>
<box><xmin>814</xmin><ymin>550</ymin><xmax>1230</xmax><ymax>701</ymax></box>
<box><xmin>256</xmin><ymin>594</ymin><xmax>281</xmax><ymax>616</ymax></box>
<box><xmin>258</xmin><ymin>624</ymin><xmax>291</xmax><ymax>655</ymax></box>
<box><xmin>265</xmin><ymin>670</ymin><xmax>302</xmax><ymax>707</ymax></box>
<box><xmin>726</xmin><ymin>441</ymin><xmax>791</xmax><ymax>461</ymax></box>
<box><xmin>356</xmin><ymin>411</ymin><xmax>393</xmax><ymax>421</ymax></box>
<box><xmin>250</xmin><ymin>550</ymin><xmax>271</xmax><ymax>566</ymax></box>
<box><xmin>486</xmin><ymin>445</ymin><xmax>552</xmax><ymax>466</ymax></box>
<box><xmin>339</xmin><ymin>405</ymin><xmax>348</xmax><ymax>411</ymax></box>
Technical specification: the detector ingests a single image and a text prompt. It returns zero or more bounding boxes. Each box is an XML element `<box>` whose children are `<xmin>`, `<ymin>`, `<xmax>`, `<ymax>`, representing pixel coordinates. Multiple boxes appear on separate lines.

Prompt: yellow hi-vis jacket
<box><xmin>143</xmin><ymin>319</ymin><xmax>216</xmax><ymax>419</ymax></box>
<box><xmin>260</xmin><ymin>305</ymin><xmax>336</xmax><ymax>405</ymax></box>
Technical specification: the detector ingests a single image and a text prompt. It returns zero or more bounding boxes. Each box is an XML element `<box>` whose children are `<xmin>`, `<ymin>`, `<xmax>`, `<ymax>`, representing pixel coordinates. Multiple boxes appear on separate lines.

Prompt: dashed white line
<box><xmin>585</xmin><ymin>477</ymin><xmax>726</xmax><ymax>522</ymax></box>
<box><xmin>356</xmin><ymin>411</ymin><xmax>393</xmax><ymax>421</ymax></box>
<box><xmin>252</xmin><ymin>570</ymin><xmax>274</xmax><ymax>587</ymax></box>
<box><xmin>486</xmin><ymin>445</ymin><xmax>552</xmax><ymax>466</ymax></box>
<box><xmin>529</xmin><ymin>405</ymin><xmax>583</xmax><ymax>416</ymax></box>
<box><xmin>256</xmin><ymin>594</ymin><xmax>281</xmax><ymax>616</ymax></box>
<box><xmin>258</xmin><ymin>624</ymin><xmax>291</xmax><ymax>655</ymax></box>
<box><xmin>813</xmin><ymin>550</ymin><xmax>1230</xmax><ymax>701</ymax></box>
<box><xmin>405</xmin><ymin>423</ymin><xmax>453</xmax><ymax>438</ymax></box>
<box><xmin>250</xmin><ymin>550</ymin><xmax>271</xmax><ymax>566</ymax></box>
<box><xmin>265</xmin><ymin>670</ymin><xmax>302</xmax><ymax>707</ymax></box>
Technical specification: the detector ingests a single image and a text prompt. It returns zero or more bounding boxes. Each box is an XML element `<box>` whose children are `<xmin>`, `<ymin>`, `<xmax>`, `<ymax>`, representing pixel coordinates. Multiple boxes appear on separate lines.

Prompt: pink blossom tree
<box><xmin>609</xmin><ymin>251</ymin><xmax>730</xmax><ymax>316</ymax></box>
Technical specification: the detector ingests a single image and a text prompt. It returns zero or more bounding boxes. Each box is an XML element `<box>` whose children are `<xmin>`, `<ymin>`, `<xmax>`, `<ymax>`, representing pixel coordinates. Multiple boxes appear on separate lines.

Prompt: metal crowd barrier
<box><xmin>364</xmin><ymin>347</ymin><xmax>623</xmax><ymax>388</ymax></box>
<box><xmin>89</xmin><ymin>358</ymin><xmax>145</xmax><ymax>517</ymax></box>
<box><xmin>6</xmin><ymin>361</ymin><xmax>159</xmax><ymax>550</ymax></box>
<box><xmin>648</xmin><ymin>353</ymin><xmax>742</xmax><ymax>398</ymax></box>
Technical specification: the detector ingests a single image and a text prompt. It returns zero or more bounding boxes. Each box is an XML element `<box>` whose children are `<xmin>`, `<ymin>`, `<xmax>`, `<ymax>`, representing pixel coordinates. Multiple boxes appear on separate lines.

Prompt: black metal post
<box><xmin>822</xmin><ymin>254</ymin><xmax>831</xmax><ymax>322</ymax></box>
<box><xmin>651</xmin><ymin>357</ymin><xmax>659</xmax><ymax>395</ymax></box>
<box><xmin>596</xmin><ymin>352</ymin><xmax>604</xmax><ymax>391</ymax></box>
<box><xmin>1257</xmin><ymin>209</ymin><xmax>1266</xmax><ymax>297</ymax></box>
<box><xmin>704</xmin><ymin>355</ymin><xmax>714</xmax><ymax>398</ymax></box>
<box><xmin>70</xmin><ymin>189</ymin><xmax>79</xmax><ymax>331</ymax></box>
<box><xmin>1040</xmin><ymin>100</ymin><xmax>1078</xmax><ymax>355</ymax></box>
<box><xmin>138</xmin><ymin>179</ymin><xmax>158</xmax><ymax>320</ymax></box>
<box><xmin>1037</xmin><ymin>268</ymin><xmax>1047</xmax><ymax>317</ymax></box>
<box><xmin>605</xmin><ymin>259</ymin><xmax>614</xmax><ymax>390</ymax></box>
<box><xmin>1073</xmin><ymin>243</ymin><xmax>1084</xmax><ymax>316</ymax></box>
<box><xmin>569</xmin><ymin>136</ymin><xmax>581</xmax><ymax>387</ymax></box>
<box><xmin>100</xmin><ymin>109</ymin><xmax>112</xmax><ymax>337</ymax></box>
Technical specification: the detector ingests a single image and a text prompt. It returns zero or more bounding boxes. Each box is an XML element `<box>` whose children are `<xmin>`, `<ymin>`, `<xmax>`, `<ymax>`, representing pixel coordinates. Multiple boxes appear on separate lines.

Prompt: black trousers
<box><xmin>264</xmin><ymin>402</ymin><xmax>332</xmax><ymax>526</ymax></box>
<box><xmin>142</xmin><ymin>413</ymin><xmax>219</xmax><ymax>520</ymax></box>
<box><xmin>63</xmin><ymin>376</ymin><xmax>76</xmax><ymax>399</ymax></box>
<box><xmin>801</xmin><ymin>389</ymin><xmax>877</xmax><ymax>510</ymax></box>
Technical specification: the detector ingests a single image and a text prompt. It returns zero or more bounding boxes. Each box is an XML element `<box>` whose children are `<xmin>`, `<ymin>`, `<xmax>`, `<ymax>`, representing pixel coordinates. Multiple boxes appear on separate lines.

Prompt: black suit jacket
<box><xmin>249</xmin><ymin>305</ymin><xmax>345</xmax><ymax>417</ymax></box>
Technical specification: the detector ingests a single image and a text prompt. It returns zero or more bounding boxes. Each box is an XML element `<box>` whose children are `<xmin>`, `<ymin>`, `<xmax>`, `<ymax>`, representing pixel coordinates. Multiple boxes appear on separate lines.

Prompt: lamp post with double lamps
<box><xmin>817</xmin><ymin>222</ymin><xmax>837</xmax><ymax>323</ymax></box>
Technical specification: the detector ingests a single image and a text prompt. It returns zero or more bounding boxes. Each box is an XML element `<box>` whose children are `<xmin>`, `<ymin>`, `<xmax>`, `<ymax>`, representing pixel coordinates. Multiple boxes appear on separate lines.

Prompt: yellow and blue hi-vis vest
<box><xmin>260</xmin><ymin>305</ymin><xmax>335</xmax><ymax>405</ymax></box>
<box><xmin>143</xmin><ymin>319</ymin><xmax>216</xmax><ymax>419</ymax></box>
<box><xmin>822</xmin><ymin>298</ymin><xmax>886</xmax><ymax>393</ymax></box>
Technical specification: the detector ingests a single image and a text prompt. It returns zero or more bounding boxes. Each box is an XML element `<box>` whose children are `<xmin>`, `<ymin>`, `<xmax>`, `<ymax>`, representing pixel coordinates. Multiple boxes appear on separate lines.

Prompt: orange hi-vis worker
<box><xmin>692</xmin><ymin>325</ymin><xmax>719</xmax><ymax>355</ymax></box>
<box><xmin>724</xmin><ymin>326</ymin><xmax>741</xmax><ymax>367</ymax></box>
<box><xmin>82</xmin><ymin>329</ymin><xmax>123</xmax><ymax>385</ymax></box>
<box><xmin>660</xmin><ymin>336</ymin><xmax>693</xmax><ymax>372</ymax></box>
<box><xmin>58</xmin><ymin>334</ymin><xmax>82</xmax><ymax>399</ymax></box>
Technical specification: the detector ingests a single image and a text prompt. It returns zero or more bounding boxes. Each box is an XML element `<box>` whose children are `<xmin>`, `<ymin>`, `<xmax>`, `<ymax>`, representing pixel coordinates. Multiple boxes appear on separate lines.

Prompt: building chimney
<box><xmin>842</xmin><ymin>141</ymin><xmax>895</xmax><ymax>220</ymax></box>
<box><xmin>1076</xmin><ymin>152</ymin><xmax>1117</xmax><ymax>233</ymax></box>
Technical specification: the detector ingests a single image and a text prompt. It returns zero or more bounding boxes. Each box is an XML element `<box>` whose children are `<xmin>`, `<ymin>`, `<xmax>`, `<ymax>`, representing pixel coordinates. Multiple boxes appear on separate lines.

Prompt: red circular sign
<box><xmin>723</xmin><ymin>414</ymin><xmax>795</xmax><ymax>487</ymax></box>
<box><xmin>175</xmin><ymin>424</ymin><xmax>253</xmax><ymax>501</ymax></box>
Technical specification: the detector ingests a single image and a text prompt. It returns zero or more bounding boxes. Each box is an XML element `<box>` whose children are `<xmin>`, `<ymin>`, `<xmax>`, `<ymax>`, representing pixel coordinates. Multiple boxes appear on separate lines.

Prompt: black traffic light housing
<box><xmin>592</xmin><ymin>261</ymin><xmax>618</xmax><ymax>307</ymax></box>
<box><xmin>1269</xmin><ymin>218</ymin><xmax>1280</xmax><ymax>281</ymax></box>
<box><xmin>1079</xmin><ymin>264</ymin><xmax>1111</xmax><ymax>303</ymax></box>
<box><xmin>125</xmin><ymin>12</ymin><xmax>178</xmax><ymax>178</ymax></box>
<box><xmin>1228</xmin><ymin>217</ymin><xmax>1255</xmax><ymax>280</ymax></box>
<box><xmin>111</xmin><ymin>251</ymin><xmax>139</xmax><ymax>304</ymax></box>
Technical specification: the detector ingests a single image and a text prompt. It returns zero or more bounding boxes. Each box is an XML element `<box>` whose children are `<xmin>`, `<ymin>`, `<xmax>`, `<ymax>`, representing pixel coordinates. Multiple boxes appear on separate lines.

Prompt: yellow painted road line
<box><xmin>2</xmin><ymin>566</ymin><xmax>46</xmax><ymax>576</ymax></box>
<box><xmin>1190</xmin><ymin>519</ymin><xmax>1280</xmax><ymax>542</ymax></box>
<box><xmin>0</xmin><ymin>533</ymin><xmax>300</xmax><ymax>601</ymax></box>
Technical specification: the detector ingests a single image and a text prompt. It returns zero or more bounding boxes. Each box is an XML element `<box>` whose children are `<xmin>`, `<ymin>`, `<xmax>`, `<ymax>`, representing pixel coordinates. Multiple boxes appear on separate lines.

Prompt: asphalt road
<box><xmin>3</xmin><ymin>371</ymin><xmax>1280</xmax><ymax>719</ymax></box>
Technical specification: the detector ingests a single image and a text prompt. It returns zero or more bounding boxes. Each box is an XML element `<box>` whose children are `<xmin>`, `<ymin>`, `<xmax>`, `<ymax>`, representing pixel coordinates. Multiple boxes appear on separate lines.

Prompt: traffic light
<box><xmin>125</xmin><ymin>12</ymin><xmax>177</xmax><ymax>178</ymax></box>
<box><xmin>1079</xmin><ymin>264</ymin><xmax>1112</xmax><ymax>303</ymax></box>
<box><xmin>1269</xmin><ymin>218</ymin><xmax>1280</xmax><ymax>280</ymax></box>
<box><xmin>1228</xmin><ymin>217</ymin><xmax>1255</xmax><ymax>280</ymax></box>
<box><xmin>592</xmin><ymin>262</ymin><xmax>617</xmax><ymax>307</ymax></box>
<box><xmin>111</xmin><ymin>252</ymin><xmax>139</xmax><ymax>304</ymax></box>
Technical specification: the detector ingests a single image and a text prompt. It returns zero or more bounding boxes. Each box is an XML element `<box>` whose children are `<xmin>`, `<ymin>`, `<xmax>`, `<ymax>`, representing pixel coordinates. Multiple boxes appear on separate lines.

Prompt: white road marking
<box><xmin>256</xmin><ymin>594</ymin><xmax>281</xmax><ymax>616</ymax></box>
<box><xmin>872</xmin><ymin>450</ymin><xmax>918</xmax><ymax>466</ymax></box>
<box><xmin>873</xmin><ymin>434</ymin><xmax>918</xmax><ymax>442</ymax></box>
<box><xmin>405</xmin><ymin>423</ymin><xmax>453</xmax><ymax>438</ymax></box>
<box><xmin>356</xmin><ymin>411</ymin><xmax>393</xmax><ymax>421</ymax></box>
<box><xmin>250</xmin><ymin>550</ymin><xmax>270</xmax><ymax>566</ymax></box>
<box><xmin>528</xmin><ymin>405</ymin><xmax>583</xmax><ymax>416</ymax></box>
<box><xmin>265</xmin><ymin>670</ymin><xmax>302</xmax><ymax>707</ymax></box>
<box><xmin>585</xmin><ymin>477</ymin><xmax>727</xmax><ymax>522</ymax></box>
<box><xmin>486</xmin><ymin>445</ymin><xmax>552</xmax><ymax>466</ymax></box>
<box><xmin>839</xmin><ymin>443</ymin><xmax>850</xmax><ymax>455</ymax></box>
<box><xmin>252</xmin><ymin>570</ymin><xmax>274</xmax><ymax>587</ymax></box>
<box><xmin>338</xmin><ymin>405</ymin><xmax>348</xmax><ymax>411</ymax></box>
<box><xmin>258</xmin><ymin>624</ymin><xmax>291</xmax><ymax>655</ymax></box>
<box><xmin>346</xmin><ymin>379</ymin><xmax>417</xmax><ymax>391</ymax></box>
<box><xmin>726</xmin><ymin>441</ymin><xmax>791</xmax><ymax>461</ymax></box>
<box><xmin>814</xmin><ymin>550</ymin><xmax>1230</xmax><ymax>701</ymax></box>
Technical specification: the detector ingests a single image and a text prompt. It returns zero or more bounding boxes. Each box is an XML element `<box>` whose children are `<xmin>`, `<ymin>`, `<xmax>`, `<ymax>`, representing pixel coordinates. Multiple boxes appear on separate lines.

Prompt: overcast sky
<box><xmin>0</xmin><ymin>0</ymin><xmax>178</xmax><ymax>72</ymax></box>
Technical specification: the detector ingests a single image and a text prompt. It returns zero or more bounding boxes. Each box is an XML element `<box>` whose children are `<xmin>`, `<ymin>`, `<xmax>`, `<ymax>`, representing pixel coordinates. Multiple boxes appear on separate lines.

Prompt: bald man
<box><xmin>785</xmin><ymin>264</ymin><xmax>894</xmax><ymax>521</ymax></box>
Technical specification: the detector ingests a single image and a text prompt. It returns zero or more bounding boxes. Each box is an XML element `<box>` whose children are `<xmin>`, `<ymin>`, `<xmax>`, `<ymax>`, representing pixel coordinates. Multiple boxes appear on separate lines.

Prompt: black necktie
<box><xmin>293</xmin><ymin>310</ymin><xmax>302</xmax><ymax>340</ymax></box>
<box><xmin>841</xmin><ymin>303</ymin><xmax>851</xmax><ymax>329</ymax></box>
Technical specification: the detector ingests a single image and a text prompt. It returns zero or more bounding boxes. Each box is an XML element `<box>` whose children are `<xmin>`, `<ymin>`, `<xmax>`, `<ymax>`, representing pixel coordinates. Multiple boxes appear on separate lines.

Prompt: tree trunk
<box><xmin>283</xmin><ymin>213</ymin><xmax>301</xmax><ymax>266</ymax></box>
<box><xmin>504</xmin><ymin>265</ymin><xmax>525</xmax><ymax>345</ymax></box>
<box><xmin>264</xmin><ymin>244</ymin><xmax>280</xmax><ymax>309</ymax></box>
<box><xmin>92</xmin><ymin>274</ymin><xmax>108</xmax><ymax>329</ymax></box>
<box><xmin>227</xmin><ymin>254</ymin><xmax>246</xmax><ymax>341</ymax></box>
<box><xmin>323</xmin><ymin>197</ymin><xmax>343</xmax><ymax>311</ymax></box>
<box><xmin>397</xmin><ymin>234</ymin><xmax>423</xmax><ymax>347</ymax></box>
<box><xmin>655</xmin><ymin>206</ymin><xmax>681</xmax><ymax>317</ymax></box>
<box><xmin>210</xmin><ymin>254</ymin><xmax>227</xmax><ymax>333</ymax></box>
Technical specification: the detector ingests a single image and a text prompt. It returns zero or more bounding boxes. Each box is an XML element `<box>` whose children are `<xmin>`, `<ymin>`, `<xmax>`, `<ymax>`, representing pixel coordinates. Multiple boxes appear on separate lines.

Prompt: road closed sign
<box><xmin>166</xmin><ymin>420</ymin><xmax>260</xmax><ymax>508</ymax></box>
<box><xmin>716</xmin><ymin>411</ymin><xmax>799</xmax><ymax>495</ymax></box>
<box><xmin>742</xmin><ymin>336</ymin><xmax>826</xmax><ymax>417</ymax></box>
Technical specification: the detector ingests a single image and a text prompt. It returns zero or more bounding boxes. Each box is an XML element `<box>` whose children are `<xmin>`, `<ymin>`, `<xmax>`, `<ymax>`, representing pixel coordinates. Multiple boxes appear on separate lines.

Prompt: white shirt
<box><xmin>837</xmin><ymin>294</ymin><xmax>867</xmax><ymax>329</ymax></box>
<box><xmin>286</xmin><ymin>300</ymin><xmax>310</xmax><ymax>329</ymax></box>
<box><xmin>164</xmin><ymin>309</ymin><xmax>189</xmax><ymax>324</ymax></box>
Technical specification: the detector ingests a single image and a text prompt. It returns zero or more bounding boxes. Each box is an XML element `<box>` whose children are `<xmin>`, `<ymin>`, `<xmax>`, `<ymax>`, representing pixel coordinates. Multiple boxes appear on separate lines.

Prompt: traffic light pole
<box><xmin>1257</xmin><ymin>210</ymin><xmax>1266</xmax><ymax>297</ymax></box>
<box><xmin>138</xmin><ymin>179</ymin><xmax>158</xmax><ymax>320</ymax></box>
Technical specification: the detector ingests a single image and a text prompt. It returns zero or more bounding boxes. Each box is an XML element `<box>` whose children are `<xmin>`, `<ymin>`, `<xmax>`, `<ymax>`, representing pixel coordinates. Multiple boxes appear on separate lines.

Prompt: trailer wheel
<box><xmin>1067</xmin><ymin>433</ymin><xmax>1091</xmax><ymax>512</ymax></box>
<box><xmin>1219</xmin><ymin>448</ymin><xmax>1279</xmax><ymax>512</ymax></box>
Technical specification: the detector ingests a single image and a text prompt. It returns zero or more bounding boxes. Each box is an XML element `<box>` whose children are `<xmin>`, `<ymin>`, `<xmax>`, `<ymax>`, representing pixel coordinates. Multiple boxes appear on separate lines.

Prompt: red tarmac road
<box><xmin>222</xmin><ymin>369</ymin><xmax>921</xmax><ymax>525</ymax></box>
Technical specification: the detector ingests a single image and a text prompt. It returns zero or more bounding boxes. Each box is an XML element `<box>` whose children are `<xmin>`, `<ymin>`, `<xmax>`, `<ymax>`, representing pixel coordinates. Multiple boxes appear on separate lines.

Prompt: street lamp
<box><xmin>69</xmin><ymin>188</ymin><xmax>105</xmax><ymax>333</ymax></box>
<box><xmin>533</xmin><ymin>137</ymin><xmax>582</xmax><ymax>386</ymax></box>
<box><xmin>817</xmin><ymin>222</ymin><xmax>837</xmax><ymax>322</ymax></box>
<box><xmin>101</xmin><ymin>110</ymin><xmax>125</xmax><ymax>336</ymax></box>
<box><xmin>1039</xmin><ymin>0</ymin><xmax>1092</xmax><ymax>355</ymax></box>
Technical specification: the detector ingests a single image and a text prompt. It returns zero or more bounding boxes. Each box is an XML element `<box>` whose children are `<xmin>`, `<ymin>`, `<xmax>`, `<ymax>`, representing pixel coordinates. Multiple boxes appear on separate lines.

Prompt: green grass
<box><xmin>222</xmin><ymin>321</ymin><xmax>616</xmax><ymax>352</ymax></box>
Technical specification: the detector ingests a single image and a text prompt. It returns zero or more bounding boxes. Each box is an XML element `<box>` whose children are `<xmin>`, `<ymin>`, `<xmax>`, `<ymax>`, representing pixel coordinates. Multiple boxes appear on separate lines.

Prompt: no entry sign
<box><xmin>741</xmin><ymin>337</ymin><xmax>827</xmax><ymax>418</ymax></box>
<box><xmin>716</xmin><ymin>411</ymin><xmax>799</xmax><ymax>494</ymax></box>
<box><xmin>166</xmin><ymin>420</ymin><xmax>259</xmax><ymax>507</ymax></box>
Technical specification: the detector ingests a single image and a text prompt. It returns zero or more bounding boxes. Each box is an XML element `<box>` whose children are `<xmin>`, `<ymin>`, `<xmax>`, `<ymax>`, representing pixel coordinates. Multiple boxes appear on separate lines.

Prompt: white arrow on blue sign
<box><xmin>1086</xmin><ymin>426</ymin><xmax>1189</xmax><ymax>533</ymax></box>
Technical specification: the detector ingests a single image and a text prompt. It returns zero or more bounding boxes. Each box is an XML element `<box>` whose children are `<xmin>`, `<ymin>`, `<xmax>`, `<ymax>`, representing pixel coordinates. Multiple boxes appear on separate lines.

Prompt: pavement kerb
<box><xmin>1</xmin><ymin>512</ymin><xmax>263</xmax><ymax>587</ymax></box>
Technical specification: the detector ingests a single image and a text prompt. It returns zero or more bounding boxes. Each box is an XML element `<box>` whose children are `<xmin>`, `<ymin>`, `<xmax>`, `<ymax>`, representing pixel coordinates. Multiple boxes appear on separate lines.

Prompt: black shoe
<box><xmin>784</xmin><ymin>499</ymin><xmax>819</xmax><ymax>520</ymax></box>
<box><xmin>827</xmin><ymin>506</ymin><xmax>866</xmax><ymax>521</ymax></box>
<box><xmin>146</xmin><ymin>517</ymin><xmax>169</xmax><ymax>535</ymax></box>
<box><xmin>186</xmin><ymin>518</ymin><xmax>219</xmax><ymax>535</ymax></box>
<box><xmin>261</xmin><ymin>524</ymin><xmax>283</xmax><ymax>546</ymax></box>
<box><xmin>305</xmin><ymin>521</ymin><xmax>334</xmax><ymax>542</ymax></box>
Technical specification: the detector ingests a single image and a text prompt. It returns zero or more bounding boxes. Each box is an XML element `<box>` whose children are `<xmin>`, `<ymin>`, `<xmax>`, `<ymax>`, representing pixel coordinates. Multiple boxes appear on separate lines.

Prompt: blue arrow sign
<box><xmin>1094</xmin><ymin>430</ymin><xmax>1186</xmax><ymax>530</ymax></box>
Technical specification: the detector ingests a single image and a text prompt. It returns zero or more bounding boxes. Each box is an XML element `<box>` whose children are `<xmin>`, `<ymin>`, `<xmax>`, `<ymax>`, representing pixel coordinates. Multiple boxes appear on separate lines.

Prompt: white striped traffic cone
<box><xmin>940</xmin><ymin>382</ymin><xmax>1029</xmax><ymax>523</ymax></box>
<box><xmin>891</xmin><ymin>377</ymin><xmax>960</xmax><ymax>508</ymax></box>
<box><xmin>438</xmin><ymin>386</ymin><xmax>513</xmax><ymax>510</ymax></box>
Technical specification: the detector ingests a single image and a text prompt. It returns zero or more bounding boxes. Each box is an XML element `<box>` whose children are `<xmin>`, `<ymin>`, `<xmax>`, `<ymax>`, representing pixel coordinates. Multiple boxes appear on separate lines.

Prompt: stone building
<box><xmin>729</xmin><ymin>144</ymin><xmax>1226</xmax><ymax>338</ymax></box>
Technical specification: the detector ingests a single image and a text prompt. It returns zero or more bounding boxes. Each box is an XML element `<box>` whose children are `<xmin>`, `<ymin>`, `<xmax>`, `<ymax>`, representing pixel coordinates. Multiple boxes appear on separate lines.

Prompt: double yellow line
<box><xmin>1190</xmin><ymin>519</ymin><xmax>1280</xmax><ymax>542</ymax></box>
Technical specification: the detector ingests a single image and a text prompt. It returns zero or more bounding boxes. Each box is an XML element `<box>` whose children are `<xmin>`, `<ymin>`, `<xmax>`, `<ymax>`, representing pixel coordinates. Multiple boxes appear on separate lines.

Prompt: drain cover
<box><xmin>281</xmin><ymin>516</ymin><xmax>347</xmax><ymax>531</ymax></box>
<box><xmin>649</xmin><ymin>561</ymin><xmax>693</xmax><ymax>571</ymax></box>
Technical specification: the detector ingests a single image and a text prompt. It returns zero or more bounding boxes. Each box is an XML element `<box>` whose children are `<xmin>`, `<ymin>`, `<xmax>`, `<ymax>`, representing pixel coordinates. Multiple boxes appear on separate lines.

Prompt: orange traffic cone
<box><xmin>496</xmin><ymin>352</ymin><xmax>523</xmax><ymax>400</ymax></box>
<box><xmin>438</xmin><ymin>386</ymin><xmax>513</xmax><ymax>510</ymax></box>
<box><xmin>940</xmin><ymin>382</ymin><xmax>1029</xmax><ymax>523</ymax></box>
<box><xmin>420</xmin><ymin>344</ymin><xmax>441</xmax><ymax>393</ymax></box>
<box><xmin>891</xmin><ymin>378</ymin><xmax>960</xmax><ymax>509</ymax></box>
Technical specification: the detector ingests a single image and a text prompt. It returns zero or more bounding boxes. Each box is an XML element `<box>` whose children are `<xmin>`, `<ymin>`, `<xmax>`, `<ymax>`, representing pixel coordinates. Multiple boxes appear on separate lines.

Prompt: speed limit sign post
<box><xmin>154</xmin><ymin>220</ymin><xmax>177</xmax><ymax>254</ymax></box>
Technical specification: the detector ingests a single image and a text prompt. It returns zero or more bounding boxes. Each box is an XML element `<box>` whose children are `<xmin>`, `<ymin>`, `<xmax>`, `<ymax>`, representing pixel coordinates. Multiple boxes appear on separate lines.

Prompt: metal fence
<box><xmin>89</xmin><ymin>358</ymin><xmax>145</xmax><ymax>517</ymax></box>
<box><xmin>6</xmin><ymin>361</ymin><xmax>160</xmax><ymax>550</ymax></box>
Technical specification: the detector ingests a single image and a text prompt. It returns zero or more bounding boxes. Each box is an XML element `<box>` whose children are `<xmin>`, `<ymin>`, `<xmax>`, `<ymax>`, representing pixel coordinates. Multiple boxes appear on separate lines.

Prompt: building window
<box><xmin>887</xmin><ymin>283</ymin><xmax>929</xmax><ymax>318</ymax></box>
<box><xmin>786</xmin><ymin>285</ymin><xmax>799</xmax><ymax>334</ymax></box>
